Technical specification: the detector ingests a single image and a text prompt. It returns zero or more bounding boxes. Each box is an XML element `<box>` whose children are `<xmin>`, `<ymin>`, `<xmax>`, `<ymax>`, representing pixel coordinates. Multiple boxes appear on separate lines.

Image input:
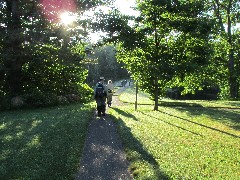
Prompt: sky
<box><xmin>88</xmin><ymin>0</ymin><xmax>139</xmax><ymax>42</ymax></box>
<box><xmin>114</xmin><ymin>0</ymin><xmax>138</xmax><ymax>16</ymax></box>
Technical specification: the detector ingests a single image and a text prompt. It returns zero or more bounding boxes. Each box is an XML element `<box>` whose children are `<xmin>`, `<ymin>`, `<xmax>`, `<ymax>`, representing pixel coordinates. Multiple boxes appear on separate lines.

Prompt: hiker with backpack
<box><xmin>94</xmin><ymin>77</ymin><xmax>107</xmax><ymax>116</ymax></box>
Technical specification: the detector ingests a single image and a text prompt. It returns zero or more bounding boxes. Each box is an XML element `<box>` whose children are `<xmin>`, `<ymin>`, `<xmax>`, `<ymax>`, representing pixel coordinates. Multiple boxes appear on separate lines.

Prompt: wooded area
<box><xmin>0</xmin><ymin>0</ymin><xmax>239</xmax><ymax>110</ymax></box>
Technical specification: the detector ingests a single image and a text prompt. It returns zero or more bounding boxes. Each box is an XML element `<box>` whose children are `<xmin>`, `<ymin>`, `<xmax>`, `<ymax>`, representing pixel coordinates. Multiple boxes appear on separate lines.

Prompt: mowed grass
<box><xmin>109</xmin><ymin>87</ymin><xmax>240</xmax><ymax>179</ymax></box>
<box><xmin>0</xmin><ymin>103</ymin><xmax>94</xmax><ymax>179</ymax></box>
<box><xmin>121</xmin><ymin>87</ymin><xmax>240</xmax><ymax>108</ymax></box>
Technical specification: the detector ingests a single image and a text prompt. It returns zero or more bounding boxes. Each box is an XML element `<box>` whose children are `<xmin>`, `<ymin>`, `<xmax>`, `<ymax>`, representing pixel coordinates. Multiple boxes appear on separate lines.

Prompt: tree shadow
<box><xmin>76</xmin><ymin>115</ymin><xmax>133</xmax><ymax>180</ymax></box>
<box><xmin>159</xmin><ymin>101</ymin><xmax>240</xmax><ymax>131</ymax></box>
<box><xmin>111</xmin><ymin>107</ymin><xmax>139</xmax><ymax>121</ymax></box>
<box><xmin>159</xmin><ymin>101</ymin><xmax>203</xmax><ymax>108</ymax></box>
<box><xmin>108</xmin><ymin>112</ymin><xmax>170</xmax><ymax>179</ymax></box>
<box><xmin>231</xmin><ymin>125</ymin><xmax>240</xmax><ymax>130</ymax></box>
<box><xmin>139</xmin><ymin>112</ymin><xmax>203</xmax><ymax>137</ymax></box>
<box><xmin>220</xmin><ymin>101</ymin><xmax>240</xmax><ymax>108</ymax></box>
<box><xmin>0</xmin><ymin>105</ymin><xmax>91</xmax><ymax>179</ymax></box>
<box><xmin>174</xmin><ymin>105</ymin><xmax>240</xmax><ymax>130</ymax></box>
<box><xmin>157</xmin><ymin>108</ymin><xmax>239</xmax><ymax>138</ymax></box>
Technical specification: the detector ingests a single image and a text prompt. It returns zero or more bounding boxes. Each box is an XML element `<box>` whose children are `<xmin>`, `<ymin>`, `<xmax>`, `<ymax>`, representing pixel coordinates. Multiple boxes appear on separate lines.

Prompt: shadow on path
<box><xmin>109</xmin><ymin>110</ymin><xmax>170</xmax><ymax>180</ymax></box>
<box><xmin>75</xmin><ymin>114</ymin><xmax>132</xmax><ymax>180</ymax></box>
<box><xmin>76</xmin><ymin>86</ymin><xmax>170</xmax><ymax>179</ymax></box>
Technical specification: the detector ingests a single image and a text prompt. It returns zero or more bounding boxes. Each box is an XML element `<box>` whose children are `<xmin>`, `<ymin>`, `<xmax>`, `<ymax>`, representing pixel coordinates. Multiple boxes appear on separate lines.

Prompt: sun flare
<box><xmin>60</xmin><ymin>12</ymin><xmax>76</xmax><ymax>25</ymax></box>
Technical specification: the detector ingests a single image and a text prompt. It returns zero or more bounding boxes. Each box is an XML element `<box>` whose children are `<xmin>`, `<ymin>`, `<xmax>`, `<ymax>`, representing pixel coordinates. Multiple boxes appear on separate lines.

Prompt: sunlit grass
<box><xmin>120</xmin><ymin>87</ymin><xmax>240</xmax><ymax>108</ymax></box>
<box><xmin>0</xmin><ymin>103</ymin><xmax>95</xmax><ymax>179</ymax></box>
<box><xmin>109</xmin><ymin>88</ymin><xmax>240</xmax><ymax>179</ymax></box>
<box><xmin>159</xmin><ymin>99</ymin><xmax>240</xmax><ymax>108</ymax></box>
<box><xmin>120</xmin><ymin>87</ymin><xmax>154</xmax><ymax>105</ymax></box>
<box><xmin>1</xmin><ymin>86</ymin><xmax>239</xmax><ymax>179</ymax></box>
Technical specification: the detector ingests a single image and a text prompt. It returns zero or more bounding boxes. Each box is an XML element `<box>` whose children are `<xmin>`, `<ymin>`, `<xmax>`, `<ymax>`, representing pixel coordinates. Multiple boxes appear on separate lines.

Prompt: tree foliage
<box><xmin>86</xmin><ymin>44</ymin><xmax>129</xmax><ymax>87</ymax></box>
<box><xmin>114</xmin><ymin>0</ymin><xmax>213</xmax><ymax>110</ymax></box>
<box><xmin>206</xmin><ymin>0</ymin><xmax>240</xmax><ymax>99</ymax></box>
<box><xmin>1</xmin><ymin>0</ymin><xmax>239</xmax><ymax>110</ymax></box>
<box><xmin>98</xmin><ymin>0</ymin><xmax>239</xmax><ymax>107</ymax></box>
<box><xmin>0</xmin><ymin>0</ymin><xmax>113</xmax><ymax>109</ymax></box>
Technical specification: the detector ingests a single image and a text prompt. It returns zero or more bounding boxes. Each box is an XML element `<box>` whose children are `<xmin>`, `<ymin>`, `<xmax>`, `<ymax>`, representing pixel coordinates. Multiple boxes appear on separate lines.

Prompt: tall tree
<box><xmin>115</xmin><ymin>0</ymin><xmax>212</xmax><ymax>110</ymax></box>
<box><xmin>209</xmin><ymin>0</ymin><xmax>240</xmax><ymax>98</ymax></box>
<box><xmin>3</xmin><ymin>0</ymin><xmax>23</xmax><ymax>95</ymax></box>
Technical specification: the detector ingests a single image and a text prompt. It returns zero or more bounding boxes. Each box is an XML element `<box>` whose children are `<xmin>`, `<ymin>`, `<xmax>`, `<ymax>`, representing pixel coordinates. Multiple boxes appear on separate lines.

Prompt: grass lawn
<box><xmin>1</xmin><ymin>87</ymin><xmax>239</xmax><ymax>179</ymax></box>
<box><xmin>109</xmin><ymin>87</ymin><xmax>240</xmax><ymax>179</ymax></box>
<box><xmin>0</xmin><ymin>103</ymin><xmax>94</xmax><ymax>179</ymax></box>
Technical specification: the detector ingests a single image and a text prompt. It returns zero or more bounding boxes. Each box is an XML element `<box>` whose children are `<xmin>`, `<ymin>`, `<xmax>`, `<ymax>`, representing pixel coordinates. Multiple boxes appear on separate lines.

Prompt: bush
<box><xmin>21</xmin><ymin>82</ymin><xmax>94</xmax><ymax>107</ymax></box>
<box><xmin>23</xmin><ymin>88</ymin><xmax>58</xmax><ymax>107</ymax></box>
<box><xmin>0</xmin><ymin>94</ymin><xmax>11</xmax><ymax>110</ymax></box>
<box><xmin>76</xmin><ymin>83</ymin><xmax>94</xmax><ymax>102</ymax></box>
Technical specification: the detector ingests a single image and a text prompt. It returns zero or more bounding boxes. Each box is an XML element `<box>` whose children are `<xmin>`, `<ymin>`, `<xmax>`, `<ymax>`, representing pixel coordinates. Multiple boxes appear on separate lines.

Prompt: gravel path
<box><xmin>75</xmin><ymin>87</ymin><xmax>132</xmax><ymax>180</ymax></box>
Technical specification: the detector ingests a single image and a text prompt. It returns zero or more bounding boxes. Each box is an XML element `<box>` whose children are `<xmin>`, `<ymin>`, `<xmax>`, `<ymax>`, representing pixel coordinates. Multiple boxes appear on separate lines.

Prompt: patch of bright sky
<box><xmin>60</xmin><ymin>12</ymin><xmax>77</xmax><ymax>25</ymax></box>
<box><xmin>114</xmin><ymin>0</ymin><xmax>139</xmax><ymax>16</ymax></box>
<box><xmin>87</xmin><ymin>0</ymin><xmax>139</xmax><ymax>43</ymax></box>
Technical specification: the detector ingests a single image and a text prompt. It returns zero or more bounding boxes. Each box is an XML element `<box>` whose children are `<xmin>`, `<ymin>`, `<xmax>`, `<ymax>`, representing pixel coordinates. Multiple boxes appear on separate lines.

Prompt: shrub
<box><xmin>23</xmin><ymin>87</ymin><xmax>58</xmax><ymax>107</ymax></box>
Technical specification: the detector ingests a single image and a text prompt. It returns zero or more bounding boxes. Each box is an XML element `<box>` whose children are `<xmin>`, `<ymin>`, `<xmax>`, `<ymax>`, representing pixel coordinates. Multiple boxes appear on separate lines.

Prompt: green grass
<box><xmin>120</xmin><ymin>87</ymin><xmax>154</xmax><ymax>105</ymax></box>
<box><xmin>120</xmin><ymin>87</ymin><xmax>240</xmax><ymax>109</ymax></box>
<box><xmin>0</xmin><ymin>103</ymin><xmax>94</xmax><ymax>179</ymax></box>
<box><xmin>109</xmin><ymin>87</ymin><xmax>240</xmax><ymax>179</ymax></box>
<box><xmin>1</xmin><ymin>87</ymin><xmax>240</xmax><ymax>179</ymax></box>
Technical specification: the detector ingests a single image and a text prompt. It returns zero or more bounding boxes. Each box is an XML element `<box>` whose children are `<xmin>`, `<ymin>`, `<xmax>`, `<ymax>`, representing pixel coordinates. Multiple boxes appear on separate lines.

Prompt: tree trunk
<box><xmin>154</xmin><ymin>77</ymin><xmax>159</xmax><ymax>111</ymax></box>
<box><xmin>228</xmin><ymin>50</ymin><xmax>237</xmax><ymax>98</ymax></box>
<box><xmin>153</xmin><ymin>14</ymin><xmax>159</xmax><ymax>111</ymax></box>
<box><xmin>213</xmin><ymin>0</ymin><xmax>225</xmax><ymax>31</ymax></box>
<box><xmin>5</xmin><ymin>0</ymin><xmax>23</xmax><ymax>95</ymax></box>
<box><xmin>213</xmin><ymin>0</ymin><xmax>237</xmax><ymax>99</ymax></box>
<box><xmin>227</xmin><ymin>1</ymin><xmax>237</xmax><ymax>99</ymax></box>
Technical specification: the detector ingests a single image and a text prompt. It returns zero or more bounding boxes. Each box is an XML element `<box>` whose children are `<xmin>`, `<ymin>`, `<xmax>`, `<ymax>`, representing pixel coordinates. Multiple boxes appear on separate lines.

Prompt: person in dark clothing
<box><xmin>94</xmin><ymin>77</ymin><xmax>107</xmax><ymax>116</ymax></box>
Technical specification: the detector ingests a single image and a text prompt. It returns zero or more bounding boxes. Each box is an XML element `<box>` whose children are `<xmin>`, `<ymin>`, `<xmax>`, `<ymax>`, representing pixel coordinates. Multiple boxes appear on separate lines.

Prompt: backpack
<box><xmin>95</xmin><ymin>83</ymin><xmax>106</xmax><ymax>98</ymax></box>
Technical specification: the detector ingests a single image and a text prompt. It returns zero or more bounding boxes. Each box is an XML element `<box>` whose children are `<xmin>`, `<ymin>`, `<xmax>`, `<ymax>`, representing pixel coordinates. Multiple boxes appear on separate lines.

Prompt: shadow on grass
<box><xmin>109</xmin><ymin>109</ymin><xmax>170</xmax><ymax>180</ymax></box>
<box><xmin>159</xmin><ymin>101</ymin><xmax>203</xmax><ymax>107</ymax></box>
<box><xmin>173</xmin><ymin>105</ymin><xmax>240</xmax><ymax>131</ymax></box>
<box><xmin>221</xmin><ymin>101</ymin><xmax>240</xmax><ymax>108</ymax></box>
<box><xmin>0</xmin><ymin>104</ymin><xmax>92</xmax><ymax>179</ymax></box>
<box><xmin>139</xmin><ymin>112</ymin><xmax>203</xmax><ymax>137</ymax></box>
<box><xmin>158</xmin><ymin>101</ymin><xmax>240</xmax><ymax>131</ymax></box>
<box><xmin>157</xmin><ymin>108</ymin><xmax>239</xmax><ymax>138</ymax></box>
<box><xmin>111</xmin><ymin>107</ymin><xmax>138</xmax><ymax>121</ymax></box>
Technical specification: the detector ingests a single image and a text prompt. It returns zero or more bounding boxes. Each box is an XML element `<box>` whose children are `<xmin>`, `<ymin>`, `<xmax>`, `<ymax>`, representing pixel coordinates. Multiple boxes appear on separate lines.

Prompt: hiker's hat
<box><xmin>99</xmin><ymin>77</ymin><xmax>105</xmax><ymax>80</ymax></box>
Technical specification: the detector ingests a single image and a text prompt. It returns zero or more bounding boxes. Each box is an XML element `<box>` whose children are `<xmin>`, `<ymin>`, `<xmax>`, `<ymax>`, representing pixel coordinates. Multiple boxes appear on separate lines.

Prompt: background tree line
<box><xmin>86</xmin><ymin>45</ymin><xmax>129</xmax><ymax>87</ymax></box>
